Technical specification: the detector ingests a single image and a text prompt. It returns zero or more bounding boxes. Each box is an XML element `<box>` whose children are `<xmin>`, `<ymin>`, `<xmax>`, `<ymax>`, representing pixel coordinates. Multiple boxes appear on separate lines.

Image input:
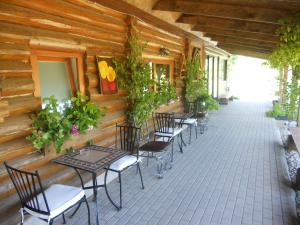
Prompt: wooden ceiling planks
<box><xmin>153</xmin><ymin>0</ymin><xmax>300</xmax><ymax>57</ymax></box>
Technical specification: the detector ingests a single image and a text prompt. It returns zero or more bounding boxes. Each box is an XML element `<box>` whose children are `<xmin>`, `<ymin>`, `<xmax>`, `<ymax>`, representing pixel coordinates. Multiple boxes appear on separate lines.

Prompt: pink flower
<box><xmin>71</xmin><ymin>125</ymin><xmax>80</xmax><ymax>135</ymax></box>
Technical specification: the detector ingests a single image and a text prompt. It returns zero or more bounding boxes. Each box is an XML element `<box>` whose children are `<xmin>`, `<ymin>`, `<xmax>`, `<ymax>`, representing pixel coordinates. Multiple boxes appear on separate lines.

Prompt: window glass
<box><xmin>38</xmin><ymin>59</ymin><xmax>78</xmax><ymax>107</ymax></box>
<box><xmin>155</xmin><ymin>64</ymin><xmax>170</xmax><ymax>84</ymax></box>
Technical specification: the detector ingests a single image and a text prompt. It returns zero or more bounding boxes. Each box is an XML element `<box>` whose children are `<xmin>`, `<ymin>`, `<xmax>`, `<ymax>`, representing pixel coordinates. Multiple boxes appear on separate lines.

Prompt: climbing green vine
<box><xmin>267</xmin><ymin>15</ymin><xmax>300</xmax><ymax>120</ymax></box>
<box><xmin>185</xmin><ymin>56</ymin><xmax>207</xmax><ymax>102</ymax></box>
<box><xmin>114</xmin><ymin>35</ymin><xmax>177</xmax><ymax>127</ymax></box>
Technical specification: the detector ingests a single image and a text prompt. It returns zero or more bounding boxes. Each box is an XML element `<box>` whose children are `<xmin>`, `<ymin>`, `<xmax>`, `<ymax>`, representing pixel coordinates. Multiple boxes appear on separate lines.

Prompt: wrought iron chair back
<box><xmin>115</xmin><ymin>124</ymin><xmax>141</xmax><ymax>157</ymax></box>
<box><xmin>184</xmin><ymin>101</ymin><xmax>196</xmax><ymax>114</ymax></box>
<box><xmin>152</xmin><ymin>112</ymin><xmax>175</xmax><ymax>136</ymax></box>
<box><xmin>4</xmin><ymin>161</ymin><xmax>50</xmax><ymax>216</ymax></box>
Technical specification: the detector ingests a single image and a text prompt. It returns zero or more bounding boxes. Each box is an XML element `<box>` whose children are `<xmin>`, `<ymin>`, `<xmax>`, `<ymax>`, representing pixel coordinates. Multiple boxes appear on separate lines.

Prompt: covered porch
<box><xmin>1</xmin><ymin>1</ymin><xmax>300</xmax><ymax>225</ymax></box>
<box><xmin>34</xmin><ymin>101</ymin><xmax>296</xmax><ymax>225</ymax></box>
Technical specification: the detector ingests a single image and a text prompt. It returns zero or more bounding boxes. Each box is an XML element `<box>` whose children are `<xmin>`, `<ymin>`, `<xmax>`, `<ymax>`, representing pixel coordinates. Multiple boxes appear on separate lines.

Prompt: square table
<box><xmin>53</xmin><ymin>145</ymin><xmax>127</xmax><ymax>225</ymax></box>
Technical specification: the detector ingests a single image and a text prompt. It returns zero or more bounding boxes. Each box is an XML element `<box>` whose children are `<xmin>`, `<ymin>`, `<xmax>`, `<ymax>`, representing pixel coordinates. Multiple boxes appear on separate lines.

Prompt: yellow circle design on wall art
<box><xmin>107</xmin><ymin>66</ymin><xmax>116</xmax><ymax>82</ymax></box>
<box><xmin>98</xmin><ymin>61</ymin><xmax>108</xmax><ymax>79</ymax></box>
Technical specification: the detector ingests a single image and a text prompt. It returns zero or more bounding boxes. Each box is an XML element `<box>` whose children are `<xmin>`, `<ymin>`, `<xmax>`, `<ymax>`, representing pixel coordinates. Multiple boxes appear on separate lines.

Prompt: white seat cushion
<box><xmin>24</xmin><ymin>184</ymin><xmax>85</xmax><ymax>219</ymax></box>
<box><xmin>154</xmin><ymin>127</ymin><xmax>182</xmax><ymax>137</ymax></box>
<box><xmin>109</xmin><ymin>155</ymin><xmax>139</xmax><ymax>171</ymax></box>
<box><xmin>175</xmin><ymin>118</ymin><xmax>197</xmax><ymax>126</ymax></box>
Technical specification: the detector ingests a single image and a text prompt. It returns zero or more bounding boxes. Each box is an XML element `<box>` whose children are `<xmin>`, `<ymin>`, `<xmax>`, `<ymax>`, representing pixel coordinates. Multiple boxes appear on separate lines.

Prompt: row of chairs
<box><xmin>4</xmin><ymin>109</ymin><xmax>209</xmax><ymax>225</ymax></box>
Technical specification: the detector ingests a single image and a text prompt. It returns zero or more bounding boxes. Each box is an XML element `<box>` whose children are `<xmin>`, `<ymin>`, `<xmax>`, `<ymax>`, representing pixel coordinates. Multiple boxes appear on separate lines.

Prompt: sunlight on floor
<box><xmin>229</xmin><ymin>56</ymin><xmax>278</xmax><ymax>102</ymax></box>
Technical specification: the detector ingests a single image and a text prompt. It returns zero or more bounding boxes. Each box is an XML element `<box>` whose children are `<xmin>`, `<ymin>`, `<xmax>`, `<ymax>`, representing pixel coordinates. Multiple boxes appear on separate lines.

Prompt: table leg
<box><xmin>92</xmin><ymin>173</ymin><xmax>100</xmax><ymax>225</ymax></box>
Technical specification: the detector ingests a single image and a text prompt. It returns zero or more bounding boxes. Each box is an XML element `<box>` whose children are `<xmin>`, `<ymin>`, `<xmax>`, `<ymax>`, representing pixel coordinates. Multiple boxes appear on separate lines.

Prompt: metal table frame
<box><xmin>53</xmin><ymin>145</ymin><xmax>127</xmax><ymax>225</ymax></box>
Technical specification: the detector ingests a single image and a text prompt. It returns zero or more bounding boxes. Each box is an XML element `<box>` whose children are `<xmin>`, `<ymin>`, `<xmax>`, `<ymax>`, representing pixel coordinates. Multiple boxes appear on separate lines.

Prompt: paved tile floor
<box><xmin>50</xmin><ymin>101</ymin><xmax>297</xmax><ymax>225</ymax></box>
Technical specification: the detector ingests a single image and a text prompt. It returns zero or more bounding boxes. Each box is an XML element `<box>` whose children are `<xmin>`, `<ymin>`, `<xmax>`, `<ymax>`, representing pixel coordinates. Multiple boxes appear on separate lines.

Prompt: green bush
<box><xmin>265</xmin><ymin>102</ymin><xmax>287</xmax><ymax>118</ymax></box>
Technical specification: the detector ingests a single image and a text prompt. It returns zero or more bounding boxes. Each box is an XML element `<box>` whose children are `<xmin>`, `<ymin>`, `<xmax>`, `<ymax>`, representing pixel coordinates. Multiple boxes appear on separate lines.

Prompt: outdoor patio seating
<box><xmin>4</xmin><ymin>162</ymin><xmax>90</xmax><ymax>225</ymax></box>
<box><xmin>104</xmin><ymin>124</ymin><xmax>145</xmax><ymax>209</ymax></box>
<box><xmin>153</xmin><ymin>112</ymin><xmax>184</xmax><ymax>162</ymax></box>
<box><xmin>139</xmin><ymin>122</ymin><xmax>172</xmax><ymax>178</ymax></box>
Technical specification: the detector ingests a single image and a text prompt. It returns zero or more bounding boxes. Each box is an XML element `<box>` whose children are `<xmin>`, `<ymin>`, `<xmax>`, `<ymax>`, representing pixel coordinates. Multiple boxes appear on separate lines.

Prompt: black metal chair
<box><xmin>139</xmin><ymin>121</ymin><xmax>172</xmax><ymax>178</ymax></box>
<box><xmin>4</xmin><ymin>161</ymin><xmax>90</xmax><ymax>225</ymax></box>
<box><xmin>194</xmin><ymin>99</ymin><xmax>209</xmax><ymax>134</ymax></box>
<box><xmin>175</xmin><ymin>101</ymin><xmax>198</xmax><ymax>144</ymax></box>
<box><xmin>104</xmin><ymin>124</ymin><xmax>144</xmax><ymax>210</ymax></box>
<box><xmin>153</xmin><ymin>112</ymin><xmax>184</xmax><ymax>162</ymax></box>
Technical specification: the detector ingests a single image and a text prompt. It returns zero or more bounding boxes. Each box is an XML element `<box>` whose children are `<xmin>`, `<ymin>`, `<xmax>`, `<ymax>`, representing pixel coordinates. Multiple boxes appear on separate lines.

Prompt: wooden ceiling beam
<box><xmin>216</xmin><ymin>40</ymin><xmax>275</xmax><ymax>53</ymax></box>
<box><xmin>177</xmin><ymin>15</ymin><xmax>279</xmax><ymax>34</ymax></box>
<box><xmin>218</xmin><ymin>43</ymin><xmax>273</xmax><ymax>54</ymax></box>
<box><xmin>173</xmin><ymin>0</ymin><xmax>300</xmax><ymax>12</ymax></box>
<box><xmin>221</xmin><ymin>47</ymin><xmax>269</xmax><ymax>59</ymax></box>
<box><xmin>193</xmin><ymin>23</ymin><xmax>276</xmax><ymax>35</ymax></box>
<box><xmin>207</xmin><ymin>34</ymin><xmax>278</xmax><ymax>49</ymax></box>
<box><xmin>204</xmin><ymin>32</ymin><xmax>279</xmax><ymax>44</ymax></box>
<box><xmin>193</xmin><ymin>26</ymin><xmax>279</xmax><ymax>43</ymax></box>
<box><xmin>153</xmin><ymin>0</ymin><xmax>293</xmax><ymax>23</ymax></box>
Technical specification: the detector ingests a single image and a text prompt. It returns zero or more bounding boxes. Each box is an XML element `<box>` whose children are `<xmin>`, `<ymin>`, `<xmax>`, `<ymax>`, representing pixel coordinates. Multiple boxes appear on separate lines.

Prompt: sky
<box><xmin>228</xmin><ymin>55</ymin><xmax>278</xmax><ymax>102</ymax></box>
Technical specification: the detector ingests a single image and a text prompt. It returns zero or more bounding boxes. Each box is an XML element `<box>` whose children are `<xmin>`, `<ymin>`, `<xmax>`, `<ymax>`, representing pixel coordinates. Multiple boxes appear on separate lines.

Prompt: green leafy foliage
<box><xmin>155</xmin><ymin>76</ymin><xmax>177</xmax><ymax>106</ymax></box>
<box><xmin>268</xmin><ymin>16</ymin><xmax>300</xmax><ymax>69</ymax></box>
<box><xmin>27</xmin><ymin>96</ymin><xmax>72</xmax><ymax>153</ymax></box>
<box><xmin>197</xmin><ymin>94</ymin><xmax>220</xmax><ymax>111</ymax></box>
<box><xmin>185</xmin><ymin>56</ymin><xmax>207</xmax><ymax>102</ymax></box>
<box><xmin>266</xmin><ymin>102</ymin><xmax>287</xmax><ymax>118</ymax></box>
<box><xmin>64</xmin><ymin>92</ymin><xmax>106</xmax><ymax>133</ymax></box>
<box><xmin>114</xmin><ymin>35</ymin><xmax>177</xmax><ymax>127</ymax></box>
<box><xmin>267</xmin><ymin>15</ymin><xmax>300</xmax><ymax>120</ymax></box>
<box><xmin>27</xmin><ymin>93</ymin><xmax>104</xmax><ymax>153</ymax></box>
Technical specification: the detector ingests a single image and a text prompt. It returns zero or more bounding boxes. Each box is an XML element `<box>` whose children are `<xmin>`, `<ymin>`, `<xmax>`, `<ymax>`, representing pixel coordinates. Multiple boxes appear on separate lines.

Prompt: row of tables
<box><xmin>53</xmin><ymin>112</ymin><xmax>193</xmax><ymax>225</ymax></box>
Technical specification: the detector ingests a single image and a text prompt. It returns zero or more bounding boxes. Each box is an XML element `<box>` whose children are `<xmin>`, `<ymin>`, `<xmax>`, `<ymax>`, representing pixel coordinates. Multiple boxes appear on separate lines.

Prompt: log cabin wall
<box><xmin>0</xmin><ymin>1</ymin><xmax>210</xmax><ymax>223</ymax></box>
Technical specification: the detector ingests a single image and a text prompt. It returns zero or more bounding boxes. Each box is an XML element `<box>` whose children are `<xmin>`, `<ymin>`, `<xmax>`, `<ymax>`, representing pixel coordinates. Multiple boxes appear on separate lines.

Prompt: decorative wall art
<box><xmin>96</xmin><ymin>56</ymin><xmax>118</xmax><ymax>94</ymax></box>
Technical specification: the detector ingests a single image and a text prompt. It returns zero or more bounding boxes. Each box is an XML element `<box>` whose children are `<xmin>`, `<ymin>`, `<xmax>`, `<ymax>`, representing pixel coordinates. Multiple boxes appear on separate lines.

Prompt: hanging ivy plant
<box><xmin>64</xmin><ymin>92</ymin><xmax>106</xmax><ymax>134</ymax></box>
<box><xmin>27</xmin><ymin>93</ymin><xmax>105</xmax><ymax>153</ymax></box>
<box><xmin>114</xmin><ymin>35</ymin><xmax>177</xmax><ymax>127</ymax></box>
<box><xmin>27</xmin><ymin>96</ymin><xmax>72</xmax><ymax>153</ymax></box>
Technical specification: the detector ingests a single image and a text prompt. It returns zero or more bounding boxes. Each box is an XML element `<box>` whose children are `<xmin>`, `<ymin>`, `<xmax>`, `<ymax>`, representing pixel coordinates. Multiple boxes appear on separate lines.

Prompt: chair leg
<box><xmin>118</xmin><ymin>172</ymin><xmax>122</xmax><ymax>209</ymax></box>
<box><xmin>189</xmin><ymin>125</ymin><xmax>192</xmax><ymax>144</ymax></box>
<box><xmin>48</xmin><ymin>219</ymin><xmax>53</xmax><ymax>225</ymax></box>
<box><xmin>69</xmin><ymin>201</ymin><xmax>82</xmax><ymax>218</ymax></box>
<box><xmin>104</xmin><ymin>169</ymin><xmax>121</xmax><ymax>210</ymax></box>
<box><xmin>20</xmin><ymin>208</ymin><xmax>24</xmax><ymax>225</ymax></box>
<box><xmin>62</xmin><ymin>213</ymin><xmax>66</xmax><ymax>224</ymax></box>
<box><xmin>171</xmin><ymin>140</ymin><xmax>174</xmax><ymax>162</ymax></box>
<box><xmin>84</xmin><ymin>197</ymin><xmax>91</xmax><ymax>225</ymax></box>
<box><xmin>137</xmin><ymin>162</ymin><xmax>144</xmax><ymax>189</ymax></box>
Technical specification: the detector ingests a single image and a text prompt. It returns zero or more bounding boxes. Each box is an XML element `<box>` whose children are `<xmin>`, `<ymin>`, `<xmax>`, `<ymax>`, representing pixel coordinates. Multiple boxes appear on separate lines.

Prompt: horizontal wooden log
<box><xmin>0</xmin><ymin>100</ymin><xmax>9</xmax><ymax>123</ymax></box>
<box><xmin>0</xmin><ymin>61</ymin><xmax>32</xmax><ymax>74</ymax></box>
<box><xmin>4</xmin><ymin>0</ymin><xmax>127</xmax><ymax>33</ymax></box>
<box><xmin>153</xmin><ymin>0</ymin><xmax>293</xmax><ymax>23</ymax></box>
<box><xmin>0</xmin><ymin>71</ymin><xmax>32</xmax><ymax>78</ymax></box>
<box><xmin>0</xmin><ymin>137</ymin><xmax>34</xmax><ymax>164</ymax></box>
<box><xmin>136</xmin><ymin>22</ymin><xmax>184</xmax><ymax>47</ymax></box>
<box><xmin>90</xmin><ymin>89</ymin><xmax>126</xmax><ymax>102</ymax></box>
<box><xmin>0</xmin><ymin>2</ymin><xmax>126</xmax><ymax>45</ymax></box>
<box><xmin>86</xmin><ymin>73</ymin><xmax>99</xmax><ymax>88</ymax></box>
<box><xmin>8</xmin><ymin>95</ymin><xmax>41</xmax><ymax>116</ymax></box>
<box><xmin>0</xmin><ymin>78</ymin><xmax>34</xmax><ymax>97</ymax></box>
<box><xmin>141</xmin><ymin>32</ymin><xmax>184</xmax><ymax>53</ymax></box>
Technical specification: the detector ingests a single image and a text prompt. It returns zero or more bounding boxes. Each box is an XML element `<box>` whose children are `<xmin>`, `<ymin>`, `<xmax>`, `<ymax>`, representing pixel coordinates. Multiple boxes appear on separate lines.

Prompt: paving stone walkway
<box><xmin>49</xmin><ymin>101</ymin><xmax>297</xmax><ymax>225</ymax></box>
